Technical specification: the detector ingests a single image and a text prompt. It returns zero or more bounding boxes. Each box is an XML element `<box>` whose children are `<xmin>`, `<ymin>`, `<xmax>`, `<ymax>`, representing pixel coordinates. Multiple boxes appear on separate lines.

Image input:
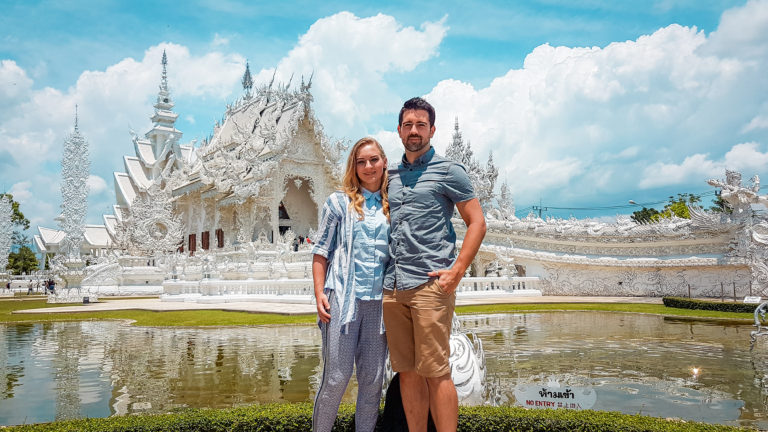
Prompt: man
<box><xmin>383</xmin><ymin>97</ymin><xmax>486</xmax><ymax>431</ymax></box>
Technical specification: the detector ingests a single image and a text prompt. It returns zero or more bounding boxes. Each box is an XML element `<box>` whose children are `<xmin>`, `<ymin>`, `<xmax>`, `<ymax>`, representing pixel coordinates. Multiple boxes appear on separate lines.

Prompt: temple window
<box><xmin>216</xmin><ymin>228</ymin><xmax>224</xmax><ymax>248</ymax></box>
<box><xmin>201</xmin><ymin>231</ymin><xmax>210</xmax><ymax>250</ymax></box>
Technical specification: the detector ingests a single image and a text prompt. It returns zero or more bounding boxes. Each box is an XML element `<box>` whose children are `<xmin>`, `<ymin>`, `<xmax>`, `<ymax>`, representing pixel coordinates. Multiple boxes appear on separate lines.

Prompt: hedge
<box><xmin>1</xmin><ymin>403</ymin><xmax>751</xmax><ymax>431</ymax></box>
<box><xmin>663</xmin><ymin>296</ymin><xmax>760</xmax><ymax>314</ymax></box>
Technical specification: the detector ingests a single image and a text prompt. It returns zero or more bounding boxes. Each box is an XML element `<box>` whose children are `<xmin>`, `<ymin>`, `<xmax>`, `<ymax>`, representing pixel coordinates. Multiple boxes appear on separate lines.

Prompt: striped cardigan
<box><xmin>312</xmin><ymin>191</ymin><xmax>380</xmax><ymax>333</ymax></box>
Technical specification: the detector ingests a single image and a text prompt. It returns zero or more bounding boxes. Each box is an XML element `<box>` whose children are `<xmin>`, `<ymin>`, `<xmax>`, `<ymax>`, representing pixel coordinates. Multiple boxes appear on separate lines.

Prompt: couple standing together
<box><xmin>311</xmin><ymin>97</ymin><xmax>487</xmax><ymax>432</ymax></box>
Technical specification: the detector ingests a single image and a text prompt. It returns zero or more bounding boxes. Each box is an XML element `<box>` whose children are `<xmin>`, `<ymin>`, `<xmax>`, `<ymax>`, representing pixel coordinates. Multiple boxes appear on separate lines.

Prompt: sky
<box><xmin>2</xmin><ymin>0</ymin><xmax>768</xmax><ymax>238</ymax></box>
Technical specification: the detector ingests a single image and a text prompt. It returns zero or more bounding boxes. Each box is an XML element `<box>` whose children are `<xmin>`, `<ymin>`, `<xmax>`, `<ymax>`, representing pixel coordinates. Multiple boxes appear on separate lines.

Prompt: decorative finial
<box><xmin>74</xmin><ymin>104</ymin><xmax>79</xmax><ymax>130</ymax></box>
<box><xmin>242</xmin><ymin>61</ymin><xmax>253</xmax><ymax>97</ymax></box>
<box><xmin>454</xmin><ymin>116</ymin><xmax>459</xmax><ymax>131</ymax></box>
<box><xmin>160</xmin><ymin>50</ymin><xmax>169</xmax><ymax>93</ymax></box>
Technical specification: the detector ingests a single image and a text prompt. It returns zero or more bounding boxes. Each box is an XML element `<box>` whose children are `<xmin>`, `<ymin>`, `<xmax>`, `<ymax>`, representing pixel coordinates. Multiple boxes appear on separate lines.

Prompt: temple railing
<box><xmin>163</xmin><ymin>276</ymin><xmax>541</xmax><ymax>299</ymax></box>
<box><xmin>456</xmin><ymin>276</ymin><xmax>540</xmax><ymax>294</ymax></box>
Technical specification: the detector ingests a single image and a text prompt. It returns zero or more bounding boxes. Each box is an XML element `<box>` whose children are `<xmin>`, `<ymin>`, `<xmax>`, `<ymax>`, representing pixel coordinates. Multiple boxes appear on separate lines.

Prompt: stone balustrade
<box><xmin>162</xmin><ymin>276</ymin><xmax>541</xmax><ymax>303</ymax></box>
<box><xmin>456</xmin><ymin>276</ymin><xmax>540</xmax><ymax>294</ymax></box>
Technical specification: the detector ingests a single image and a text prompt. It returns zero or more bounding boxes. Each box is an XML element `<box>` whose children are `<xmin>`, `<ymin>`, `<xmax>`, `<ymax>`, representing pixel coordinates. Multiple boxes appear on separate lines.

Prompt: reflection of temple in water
<box><xmin>102</xmin><ymin>324</ymin><xmax>324</xmax><ymax>414</ymax></box>
<box><xmin>0</xmin><ymin>321</ymin><xmax>331</xmax><ymax>424</ymax></box>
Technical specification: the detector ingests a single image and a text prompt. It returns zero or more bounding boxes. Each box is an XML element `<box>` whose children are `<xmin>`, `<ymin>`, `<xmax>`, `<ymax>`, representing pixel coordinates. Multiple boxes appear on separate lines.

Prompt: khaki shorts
<box><xmin>382</xmin><ymin>279</ymin><xmax>455</xmax><ymax>378</ymax></box>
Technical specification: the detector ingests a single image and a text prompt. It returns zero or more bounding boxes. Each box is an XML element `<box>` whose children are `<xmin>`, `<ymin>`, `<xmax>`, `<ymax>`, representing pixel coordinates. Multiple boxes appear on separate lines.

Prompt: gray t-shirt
<box><xmin>384</xmin><ymin>147</ymin><xmax>476</xmax><ymax>291</ymax></box>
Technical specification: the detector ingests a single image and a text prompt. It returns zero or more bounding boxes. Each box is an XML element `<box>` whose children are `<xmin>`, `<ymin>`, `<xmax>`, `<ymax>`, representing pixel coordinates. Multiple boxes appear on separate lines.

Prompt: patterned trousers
<box><xmin>313</xmin><ymin>296</ymin><xmax>387</xmax><ymax>432</ymax></box>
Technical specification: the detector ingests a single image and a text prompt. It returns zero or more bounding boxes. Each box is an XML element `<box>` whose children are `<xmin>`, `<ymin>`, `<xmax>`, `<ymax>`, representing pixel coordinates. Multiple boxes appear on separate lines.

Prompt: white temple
<box><xmin>33</xmin><ymin>53</ymin><xmax>768</xmax><ymax>301</ymax></box>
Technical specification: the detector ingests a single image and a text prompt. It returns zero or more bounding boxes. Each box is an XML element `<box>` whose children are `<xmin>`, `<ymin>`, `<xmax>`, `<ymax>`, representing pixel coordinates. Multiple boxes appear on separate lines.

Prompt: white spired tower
<box><xmin>0</xmin><ymin>195</ymin><xmax>12</xmax><ymax>274</ymax></box>
<box><xmin>58</xmin><ymin>107</ymin><xmax>90</xmax><ymax>258</ymax></box>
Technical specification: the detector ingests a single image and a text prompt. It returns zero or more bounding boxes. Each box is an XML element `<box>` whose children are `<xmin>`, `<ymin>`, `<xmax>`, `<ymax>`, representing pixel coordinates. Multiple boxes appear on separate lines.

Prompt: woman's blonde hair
<box><xmin>343</xmin><ymin>137</ymin><xmax>389</xmax><ymax>221</ymax></box>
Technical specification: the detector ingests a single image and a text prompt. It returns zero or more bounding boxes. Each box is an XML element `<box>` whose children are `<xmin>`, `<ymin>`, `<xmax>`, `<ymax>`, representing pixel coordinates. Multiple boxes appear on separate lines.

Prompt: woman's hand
<box><xmin>316</xmin><ymin>291</ymin><xmax>331</xmax><ymax>323</ymax></box>
<box><xmin>313</xmin><ymin>254</ymin><xmax>331</xmax><ymax>323</ymax></box>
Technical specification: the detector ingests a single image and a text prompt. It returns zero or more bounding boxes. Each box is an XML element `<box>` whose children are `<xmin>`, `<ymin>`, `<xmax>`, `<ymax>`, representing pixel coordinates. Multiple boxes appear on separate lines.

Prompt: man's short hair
<box><xmin>399</xmin><ymin>97</ymin><xmax>435</xmax><ymax>127</ymax></box>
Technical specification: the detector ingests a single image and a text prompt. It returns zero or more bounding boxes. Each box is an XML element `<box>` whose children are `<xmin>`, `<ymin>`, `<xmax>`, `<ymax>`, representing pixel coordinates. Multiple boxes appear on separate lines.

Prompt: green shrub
<box><xmin>1</xmin><ymin>403</ymin><xmax>749</xmax><ymax>432</ymax></box>
<box><xmin>663</xmin><ymin>296</ymin><xmax>759</xmax><ymax>314</ymax></box>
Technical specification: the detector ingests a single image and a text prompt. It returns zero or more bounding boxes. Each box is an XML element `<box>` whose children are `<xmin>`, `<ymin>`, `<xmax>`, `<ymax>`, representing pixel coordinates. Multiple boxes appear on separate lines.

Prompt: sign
<box><xmin>744</xmin><ymin>296</ymin><xmax>762</xmax><ymax>304</ymax></box>
<box><xmin>514</xmin><ymin>384</ymin><xmax>596</xmax><ymax>410</ymax></box>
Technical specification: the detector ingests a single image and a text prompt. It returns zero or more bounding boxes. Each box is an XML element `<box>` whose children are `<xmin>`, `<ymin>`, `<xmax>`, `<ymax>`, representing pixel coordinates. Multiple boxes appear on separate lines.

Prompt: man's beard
<box><xmin>404</xmin><ymin>135</ymin><xmax>430</xmax><ymax>153</ymax></box>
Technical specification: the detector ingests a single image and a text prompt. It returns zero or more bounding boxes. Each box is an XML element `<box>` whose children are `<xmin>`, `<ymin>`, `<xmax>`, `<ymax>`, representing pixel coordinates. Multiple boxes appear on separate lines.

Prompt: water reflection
<box><xmin>1</xmin><ymin>312</ymin><xmax>767</xmax><ymax>429</ymax></box>
<box><xmin>463</xmin><ymin>312</ymin><xmax>766</xmax><ymax>428</ymax></box>
<box><xmin>0</xmin><ymin>322</ymin><xmax>324</xmax><ymax>425</ymax></box>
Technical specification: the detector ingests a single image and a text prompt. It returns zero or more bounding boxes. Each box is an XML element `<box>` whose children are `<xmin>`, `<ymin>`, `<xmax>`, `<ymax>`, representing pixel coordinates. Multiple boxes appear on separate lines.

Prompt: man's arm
<box><xmin>428</xmin><ymin>197</ymin><xmax>486</xmax><ymax>294</ymax></box>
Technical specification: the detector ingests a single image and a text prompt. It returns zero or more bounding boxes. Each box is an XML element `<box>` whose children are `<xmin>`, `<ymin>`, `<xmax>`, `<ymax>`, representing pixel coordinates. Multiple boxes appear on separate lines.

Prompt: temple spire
<box><xmin>242</xmin><ymin>61</ymin><xmax>253</xmax><ymax>98</ymax></box>
<box><xmin>149</xmin><ymin>50</ymin><xmax>182</xmax><ymax>159</ymax></box>
<box><xmin>161</xmin><ymin>50</ymin><xmax>169</xmax><ymax>93</ymax></box>
<box><xmin>156</xmin><ymin>50</ymin><xmax>173</xmax><ymax>108</ymax></box>
<box><xmin>74</xmin><ymin>104</ymin><xmax>79</xmax><ymax>130</ymax></box>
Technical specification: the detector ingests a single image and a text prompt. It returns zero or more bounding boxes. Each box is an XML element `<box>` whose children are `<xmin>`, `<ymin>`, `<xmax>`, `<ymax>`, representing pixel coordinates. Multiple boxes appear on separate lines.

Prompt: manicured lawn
<box><xmin>456</xmin><ymin>302</ymin><xmax>755</xmax><ymax>323</ymax></box>
<box><xmin>0</xmin><ymin>297</ymin><xmax>755</xmax><ymax>327</ymax></box>
<box><xmin>0</xmin><ymin>298</ymin><xmax>316</xmax><ymax>326</ymax></box>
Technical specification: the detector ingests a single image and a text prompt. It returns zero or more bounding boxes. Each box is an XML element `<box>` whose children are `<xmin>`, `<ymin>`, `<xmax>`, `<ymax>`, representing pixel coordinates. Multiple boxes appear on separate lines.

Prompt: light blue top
<box><xmin>384</xmin><ymin>147</ymin><xmax>476</xmax><ymax>291</ymax></box>
<box><xmin>352</xmin><ymin>188</ymin><xmax>390</xmax><ymax>300</ymax></box>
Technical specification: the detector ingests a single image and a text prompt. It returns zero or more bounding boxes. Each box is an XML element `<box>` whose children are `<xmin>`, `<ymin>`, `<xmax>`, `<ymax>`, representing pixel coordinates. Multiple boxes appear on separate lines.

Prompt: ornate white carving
<box><xmin>445</xmin><ymin>118</ymin><xmax>498</xmax><ymax>213</ymax></box>
<box><xmin>59</xmin><ymin>114</ymin><xmax>90</xmax><ymax>258</ymax></box>
<box><xmin>114</xmin><ymin>183</ymin><xmax>185</xmax><ymax>256</ymax></box>
<box><xmin>0</xmin><ymin>196</ymin><xmax>12</xmax><ymax>271</ymax></box>
<box><xmin>707</xmin><ymin>170</ymin><xmax>768</xmax><ymax>295</ymax></box>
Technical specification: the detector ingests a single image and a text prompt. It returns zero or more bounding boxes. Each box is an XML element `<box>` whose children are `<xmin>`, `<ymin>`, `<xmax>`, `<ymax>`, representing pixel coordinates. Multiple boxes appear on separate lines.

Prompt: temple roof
<box><xmin>103</xmin><ymin>214</ymin><xmax>118</xmax><ymax>237</ymax></box>
<box><xmin>124</xmin><ymin>156</ymin><xmax>151</xmax><ymax>189</ymax></box>
<box><xmin>114</xmin><ymin>172</ymin><xmax>138</xmax><ymax>207</ymax></box>
<box><xmin>134</xmin><ymin>140</ymin><xmax>156</xmax><ymax>166</ymax></box>
<box><xmin>37</xmin><ymin>226</ymin><xmax>65</xmax><ymax>245</ymax></box>
<box><xmin>83</xmin><ymin>225</ymin><xmax>112</xmax><ymax>248</ymax></box>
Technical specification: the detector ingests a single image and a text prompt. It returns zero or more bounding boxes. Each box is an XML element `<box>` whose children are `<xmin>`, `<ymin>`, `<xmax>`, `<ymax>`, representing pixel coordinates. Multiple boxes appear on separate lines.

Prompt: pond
<box><xmin>1</xmin><ymin>312</ymin><xmax>767</xmax><ymax>429</ymax></box>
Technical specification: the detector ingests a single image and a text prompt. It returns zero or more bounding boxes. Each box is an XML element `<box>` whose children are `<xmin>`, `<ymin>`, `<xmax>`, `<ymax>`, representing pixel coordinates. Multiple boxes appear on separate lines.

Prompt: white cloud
<box><xmin>9</xmin><ymin>181</ymin><xmax>32</xmax><ymax>202</ymax></box>
<box><xmin>254</xmin><ymin>12</ymin><xmax>447</xmax><ymax>136</ymax></box>
<box><xmin>640</xmin><ymin>142</ymin><xmax>768</xmax><ymax>188</ymax></box>
<box><xmin>640</xmin><ymin>154</ymin><xmax>718</xmax><ymax>188</ymax></box>
<box><xmin>370</xmin><ymin>130</ymin><xmax>402</xmax><ymax>163</ymax></box>
<box><xmin>423</xmin><ymin>1</ymin><xmax>768</xmax><ymax>206</ymax></box>
<box><xmin>743</xmin><ymin>114</ymin><xmax>768</xmax><ymax>133</ymax></box>
<box><xmin>87</xmin><ymin>175</ymin><xmax>107</xmax><ymax>195</ymax></box>
<box><xmin>212</xmin><ymin>33</ymin><xmax>230</xmax><ymax>47</ymax></box>
<box><xmin>724</xmin><ymin>142</ymin><xmax>768</xmax><ymax>171</ymax></box>
<box><xmin>704</xmin><ymin>0</ymin><xmax>768</xmax><ymax>60</ymax></box>
<box><xmin>0</xmin><ymin>60</ymin><xmax>33</xmax><ymax>114</ymax></box>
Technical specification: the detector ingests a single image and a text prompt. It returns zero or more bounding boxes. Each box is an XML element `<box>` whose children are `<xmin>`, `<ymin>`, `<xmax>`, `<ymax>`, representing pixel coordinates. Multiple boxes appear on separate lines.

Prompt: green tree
<box><xmin>0</xmin><ymin>193</ymin><xmax>30</xmax><ymax>230</ymax></box>
<box><xmin>631</xmin><ymin>207</ymin><xmax>660</xmax><ymax>224</ymax></box>
<box><xmin>709</xmin><ymin>193</ymin><xmax>732</xmax><ymax>213</ymax></box>
<box><xmin>632</xmin><ymin>193</ymin><xmax>705</xmax><ymax>224</ymax></box>
<box><xmin>1</xmin><ymin>193</ymin><xmax>36</xmax><ymax>273</ymax></box>
<box><xmin>0</xmin><ymin>193</ymin><xmax>31</xmax><ymax>246</ymax></box>
<box><xmin>650</xmin><ymin>193</ymin><xmax>701</xmax><ymax>221</ymax></box>
<box><xmin>7</xmin><ymin>246</ymin><xmax>39</xmax><ymax>275</ymax></box>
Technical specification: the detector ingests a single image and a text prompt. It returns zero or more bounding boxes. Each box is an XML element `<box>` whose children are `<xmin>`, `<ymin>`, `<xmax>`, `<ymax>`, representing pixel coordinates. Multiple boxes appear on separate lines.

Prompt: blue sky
<box><xmin>2</xmin><ymin>0</ymin><xmax>768</xmax><ymax>235</ymax></box>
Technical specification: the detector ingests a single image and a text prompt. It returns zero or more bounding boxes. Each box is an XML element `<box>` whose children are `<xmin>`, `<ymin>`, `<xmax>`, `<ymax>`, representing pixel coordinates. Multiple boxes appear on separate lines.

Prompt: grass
<box><xmin>0</xmin><ymin>297</ymin><xmax>756</xmax><ymax>327</ymax></box>
<box><xmin>455</xmin><ymin>302</ymin><xmax>755</xmax><ymax>323</ymax></box>
<box><xmin>0</xmin><ymin>298</ymin><xmax>316</xmax><ymax>326</ymax></box>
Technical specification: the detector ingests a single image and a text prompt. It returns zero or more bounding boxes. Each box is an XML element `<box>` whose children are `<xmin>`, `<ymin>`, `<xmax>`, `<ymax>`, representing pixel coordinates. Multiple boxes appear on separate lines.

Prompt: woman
<box><xmin>311</xmin><ymin>137</ymin><xmax>390</xmax><ymax>432</ymax></box>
